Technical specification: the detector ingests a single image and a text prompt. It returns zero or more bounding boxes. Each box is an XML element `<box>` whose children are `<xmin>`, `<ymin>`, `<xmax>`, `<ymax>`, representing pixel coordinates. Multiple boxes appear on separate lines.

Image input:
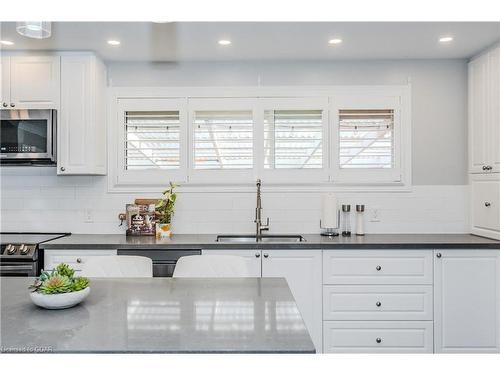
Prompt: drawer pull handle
<box><xmin>255</xmin><ymin>253</ymin><xmax>260</xmax><ymax>258</ymax></box>
<box><xmin>376</xmin><ymin>301</ymin><xmax>381</xmax><ymax>307</ymax></box>
<box><xmin>76</xmin><ymin>258</ymin><xmax>82</xmax><ymax>263</ymax></box>
<box><xmin>436</xmin><ymin>253</ymin><xmax>442</xmax><ymax>258</ymax></box>
<box><xmin>376</xmin><ymin>265</ymin><xmax>382</xmax><ymax>271</ymax></box>
<box><xmin>263</xmin><ymin>253</ymin><xmax>269</xmax><ymax>258</ymax></box>
<box><xmin>485</xmin><ymin>202</ymin><xmax>491</xmax><ymax>207</ymax></box>
<box><xmin>376</xmin><ymin>338</ymin><xmax>382</xmax><ymax>344</ymax></box>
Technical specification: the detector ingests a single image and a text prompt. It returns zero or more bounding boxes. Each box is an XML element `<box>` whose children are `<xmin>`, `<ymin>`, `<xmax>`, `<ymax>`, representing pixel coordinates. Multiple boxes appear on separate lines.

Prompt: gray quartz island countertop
<box><xmin>0</xmin><ymin>277</ymin><xmax>315</xmax><ymax>354</ymax></box>
<box><xmin>39</xmin><ymin>233</ymin><xmax>500</xmax><ymax>250</ymax></box>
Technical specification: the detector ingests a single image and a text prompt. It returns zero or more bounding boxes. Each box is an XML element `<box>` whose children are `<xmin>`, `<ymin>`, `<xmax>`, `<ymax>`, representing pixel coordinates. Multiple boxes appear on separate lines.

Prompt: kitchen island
<box><xmin>0</xmin><ymin>277</ymin><xmax>315</xmax><ymax>353</ymax></box>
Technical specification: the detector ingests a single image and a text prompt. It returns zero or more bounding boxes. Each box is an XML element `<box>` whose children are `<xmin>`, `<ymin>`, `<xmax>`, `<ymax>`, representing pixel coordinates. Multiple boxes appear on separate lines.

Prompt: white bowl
<box><xmin>30</xmin><ymin>287</ymin><xmax>90</xmax><ymax>310</ymax></box>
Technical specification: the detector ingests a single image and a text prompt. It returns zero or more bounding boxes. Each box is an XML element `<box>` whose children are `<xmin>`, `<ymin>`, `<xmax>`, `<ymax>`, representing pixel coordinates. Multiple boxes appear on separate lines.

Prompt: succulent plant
<box><xmin>55</xmin><ymin>263</ymin><xmax>75</xmax><ymax>278</ymax></box>
<box><xmin>72</xmin><ymin>277</ymin><xmax>89</xmax><ymax>291</ymax></box>
<box><xmin>29</xmin><ymin>264</ymin><xmax>90</xmax><ymax>294</ymax></box>
<box><xmin>39</xmin><ymin>275</ymin><xmax>73</xmax><ymax>294</ymax></box>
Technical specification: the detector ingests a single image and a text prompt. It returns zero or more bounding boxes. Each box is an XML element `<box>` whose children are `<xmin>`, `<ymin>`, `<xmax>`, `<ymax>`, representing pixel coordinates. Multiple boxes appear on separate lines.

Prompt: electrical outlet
<box><xmin>84</xmin><ymin>209</ymin><xmax>94</xmax><ymax>223</ymax></box>
<box><xmin>370</xmin><ymin>208</ymin><xmax>381</xmax><ymax>222</ymax></box>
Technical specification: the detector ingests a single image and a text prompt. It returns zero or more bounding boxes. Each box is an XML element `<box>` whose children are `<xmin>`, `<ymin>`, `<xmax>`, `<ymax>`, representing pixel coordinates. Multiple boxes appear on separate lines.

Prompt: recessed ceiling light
<box><xmin>328</xmin><ymin>38</ymin><xmax>343</xmax><ymax>45</ymax></box>
<box><xmin>0</xmin><ymin>40</ymin><xmax>14</xmax><ymax>46</ymax></box>
<box><xmin>107</xmin><ymin>40</ymin><xmax>121</xmax><ymax>46</ymax></box>
<box><xmin>218</xmin><ymin>39</ymin><xmax>231</xmax><ymax>46</ymax></box>
<box><xmin>439</xmin><ymin>36</ymin><xmax>454</xmax><ymax>43</ymax></box>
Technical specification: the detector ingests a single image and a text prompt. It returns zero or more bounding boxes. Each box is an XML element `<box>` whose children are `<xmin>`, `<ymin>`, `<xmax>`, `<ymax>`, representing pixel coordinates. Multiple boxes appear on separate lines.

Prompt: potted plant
<box><xmin>155</xmin><ymin>182</ymin><xmax>178</xmax><ymax>238</ymax></box>
<box><xmin>29</xmin><ymin>264</ymin><xmax>90</xmax><ymax>310</ymax></box>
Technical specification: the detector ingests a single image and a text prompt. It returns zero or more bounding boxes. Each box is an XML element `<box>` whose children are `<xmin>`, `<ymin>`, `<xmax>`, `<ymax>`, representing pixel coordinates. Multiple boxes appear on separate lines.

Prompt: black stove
<box><xmin>0</xmin><ymin>232</ymin><xmax>69</xmax><ymax>276</ymax></box>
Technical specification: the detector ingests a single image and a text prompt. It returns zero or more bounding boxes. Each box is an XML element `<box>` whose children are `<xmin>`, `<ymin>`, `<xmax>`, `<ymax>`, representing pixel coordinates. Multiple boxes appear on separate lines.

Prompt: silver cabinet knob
<box><xmin>10</xmin><ymin>103</ymin><xmax>15</xmax><ymax>107</ymax></box>
<box><xmin>376</xmin><ymin>301</ymin><xmax>382</xmax><ymax>307</ymax></box>
<box><xmin>483</xmin><ymin>165</ymin><xmax>488</xmax><ymax>170</ymax></box>
<box><xmin>76</xmin><ymin>258</ymin><xmax>82</xmax><ymax>263</ymax></box>
<box><xmin>376</xmin><ymin>265</ymin><xmax>382</xmax><ymax>271</ymax></box>
<box><xmin>436</xmin><ymin>253</ymin><xmax>442</xmax><ymax>258</ymax></box>
<box><xmin>255</xmin><ymin>252</ymin><xmax>260</xmax><ymax>258</ymax></box>
<box><xmin>263</xmin><ymin>253</ymin><xmax>269</xmax><ymax>258</ymax></box>
<box><xmin>60</xmin><ymin>167</ymin><xmax>65</xmax><ymax>172</ymax></box>
<box><xmin>485</xmin><ymin>202</ymin><xmax>492</xmax><ymax>207</ymax></box>
<box><xmin>2</xmin><ymin>102</ymin><xmax>7</xmax><ymax>107</ymax></box>
<box><xmin>376</xmin><ymin>338</ymin><xmax>382</xmax><ymax>344</ymax></box>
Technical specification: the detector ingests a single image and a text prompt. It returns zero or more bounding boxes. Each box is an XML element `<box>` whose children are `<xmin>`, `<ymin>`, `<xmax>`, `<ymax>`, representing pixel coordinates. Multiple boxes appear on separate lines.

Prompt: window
<box><xmin>339</xmin><ymin>109</ymin><xmax>394</xmax><ymax>169</ymax></box>
<box><xmin>193</xmin><ymin>110</ymin><xmax>253</xmax><ymax>170</ymax></box>
<box><xmin>125</xmin><ymin>111</ymin><xmax>180</xmax><ymax>170</ymax></box>
<box><xmin>264</xmin><ymin>110</ymin><xmax>323</xmax><ymax>169</ymax></box>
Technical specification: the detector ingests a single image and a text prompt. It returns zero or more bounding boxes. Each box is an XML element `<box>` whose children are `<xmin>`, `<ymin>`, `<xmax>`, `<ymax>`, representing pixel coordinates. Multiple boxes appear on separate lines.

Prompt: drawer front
<box><xmin>323</xmin><ymin>321</ymin><xmax>434</xmax><ymax>353</ymax></box>
<box><xmin>323</xmin><ymin>285</ymin><xmax>433</xmax><ymax>320</ymax></box>
<box><xmin>472</xmin><ymin>179</ymin><xmax>500</xmax><ymax>233</ymax></box>
<box><xmin>323</xmin><ymin>250</ymin><xmax>433</xmax><ymax>284</ymax></box>
<box><xmin>44</xmin><ymin>250</ymin><xmax>117</xmax><ymax>271</ymax></box>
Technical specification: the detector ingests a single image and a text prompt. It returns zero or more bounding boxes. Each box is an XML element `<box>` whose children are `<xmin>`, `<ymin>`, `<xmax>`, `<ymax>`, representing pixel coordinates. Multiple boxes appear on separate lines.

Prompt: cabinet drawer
<box><xmin>472</xmin><ymin>179</ymin><xmax>500</xmax><ymax>233</ymax></box>
<box><xmin>323</xmin><ymin>321</ymin><xmax>433</xmax><ymax>353</ymax></box>
<box><xmin>323</xmin><ymin>250</ymin><xmax>433</xmax><ymax>284</ymax></box>
<box><xmin>44</xmin><ymin>250</ymin><xmax>117</xmax><ymax>271</ymax></box>
<box><xmin>323</xmin><ymin>285</ymin><xmax>433</xmax><ymax>320</ymax></box>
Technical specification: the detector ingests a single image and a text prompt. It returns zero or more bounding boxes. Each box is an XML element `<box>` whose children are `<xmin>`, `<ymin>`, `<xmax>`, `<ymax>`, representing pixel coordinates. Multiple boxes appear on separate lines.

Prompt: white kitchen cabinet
<box><xmin>1</xmin><ymin>55</ymin><xmax>60</xmax><ymax>109</ymax></box>
<box><xmin>58</xmin><ymin>54</ymin><xmax>107</xmax><ymax>175</ymax></box>
<box><xmin>434</xmin><ymin>249</ymin><xmax>500</xmax><ymax>353</ymax></box>
<box><xmin>469</xmin><ymin>46</ymin><xmax>500</xmax><ymax>174</ymax></box>
<box><xmin>0</xmin><ymin>55</ymin><xmax>10</xmax><ymax>107</ymax></box>
<box><xmin>261</xmin><ymin>250</ymin><xmax>323</xmax><ymax>352</ymax></box>
<box><xmin>323</xmin><ymin>321</ymin><xmax>433</xmax><ymax>353</ymax></box>
<box><xmin>471</xmin><ymin>175</ymin><xmax>500</xmax><ymax>239</ymax></box>
<box><xmin>202</xmin><ymin>249</ymin><xmax>323</xmax><ymax>352</ymax></box>
<box><xmin>201</xmin><ymin>249</ymin><xmax>262</xmax><ymax>277</ymax></box>
<box><xmin>44</xmin><ymin>249</ymin><xmax>117</xmax><ymax>274</ymax></box>
<box><xmin>323</xmin><ymin>250</ymin><xmax>433</xmax><ymax>285</ymax></box>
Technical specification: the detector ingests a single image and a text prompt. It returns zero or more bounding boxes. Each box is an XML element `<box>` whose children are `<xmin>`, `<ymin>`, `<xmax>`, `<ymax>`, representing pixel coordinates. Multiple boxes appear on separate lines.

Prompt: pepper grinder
<box><xmin>341</xmin><ymin>204</ymin><xmax>351</xmax><ymax>237</ymax></box>
<box><xmin>356</xmin><ymin>205</ymin><xmax>365</xmax><ymax>236</ymax></box>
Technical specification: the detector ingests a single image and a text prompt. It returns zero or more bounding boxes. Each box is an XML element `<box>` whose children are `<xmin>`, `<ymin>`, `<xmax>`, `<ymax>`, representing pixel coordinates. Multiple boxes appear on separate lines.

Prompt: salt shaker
<box><xmin>356</xmin><ymin>205</ymin><xmax>365</xmax><ymax>236</ymax></box>
<box><xmin>341</xmin><ymin>204</ymin><xmax>351</xmax><ymax>237</ymax></box>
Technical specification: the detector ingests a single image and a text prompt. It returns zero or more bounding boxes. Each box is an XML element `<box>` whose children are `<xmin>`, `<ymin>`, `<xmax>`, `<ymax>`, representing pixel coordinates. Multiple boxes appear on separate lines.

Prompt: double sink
<box><xmin>216</xmin><ymin>235</ymin><xmax>306</xmax><ymax>243</ymax></box>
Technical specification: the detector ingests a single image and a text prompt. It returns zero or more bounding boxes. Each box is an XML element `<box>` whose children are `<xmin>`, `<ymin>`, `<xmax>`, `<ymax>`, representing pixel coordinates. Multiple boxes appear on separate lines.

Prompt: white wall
<box><xmin>0</xmin><ymin>59</ymin><xmax>470</xmax><ymax>235</ymax></box>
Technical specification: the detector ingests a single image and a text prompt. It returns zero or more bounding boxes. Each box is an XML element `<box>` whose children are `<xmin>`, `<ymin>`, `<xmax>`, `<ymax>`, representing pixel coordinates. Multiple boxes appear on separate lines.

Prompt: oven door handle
<box><xmin>0</xmin><ymin>265</ymin><xmax>35</xmax><ymax>271</ymax></box>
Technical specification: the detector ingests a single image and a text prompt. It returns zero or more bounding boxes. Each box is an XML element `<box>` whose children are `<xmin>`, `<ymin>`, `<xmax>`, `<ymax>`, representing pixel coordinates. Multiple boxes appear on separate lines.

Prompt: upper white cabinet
<box><xmin>1</xmin><ymin>55</ymin><xmax>60</xmax><ymax>109</ymax></box>
<box><xmin>469</xmin><ymin>46</ymin><xmax>500</xmax><ymax>174</ymax></box>
<box><xmin>434</xmin><ymin>249</ymin><xmax>500</xmax><ymax>353</ymax></box>
<box><xmin>58</xmin><ymin>54</ymin><xmax>107</xmax><ymax>175</ymax></box>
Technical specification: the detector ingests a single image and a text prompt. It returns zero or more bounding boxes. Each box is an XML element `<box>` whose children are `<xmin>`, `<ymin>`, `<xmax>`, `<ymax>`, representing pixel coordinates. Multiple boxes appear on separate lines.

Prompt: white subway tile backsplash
<box><xmin>0</xmin><ymin>168</ymin><xmax>469</xmax><ymax>234</ymax></box>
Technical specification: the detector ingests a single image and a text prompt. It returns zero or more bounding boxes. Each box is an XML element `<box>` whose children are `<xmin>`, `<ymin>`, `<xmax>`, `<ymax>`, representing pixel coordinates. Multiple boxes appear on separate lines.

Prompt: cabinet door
<box><xmin>489</xmin><ymin>47</ymin><xmax>500</xmax><ymax>172</ymax></box>
<box><xmin>9</xmin><ymin>56</ymin><xmax>60</xmax><ymax>109</ymax></box>
<box><xmin>469</xmin><ymin>54</ymin><xmax>490</xmax><ymax>173</ymax></box>
<box><xmin>262</xmin><ymin>250</ymin><xmax>322</xmax><ymax>352</ymax></box>
<box><xmin>201</xmin><ymin>249</ymin><xmax>262</xmax><ymax>277</ymax></box>
<box><xmin>434</xmin><ymin>250</ymin><xmax>500</xmax><ymax>352</ymax></box>
<box><xmin>471</xmin><ymin>178</ymin><xmax>500</xmax><ymax>238</ymax></box>
<box><xmin>0</xmin><ymin>55</ymin><xmax>10</xmax><ymax>106</ymax></box>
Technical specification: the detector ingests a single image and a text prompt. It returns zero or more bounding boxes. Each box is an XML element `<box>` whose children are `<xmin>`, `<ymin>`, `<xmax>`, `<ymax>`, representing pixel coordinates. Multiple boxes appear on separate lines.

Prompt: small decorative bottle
<box><xmin>341</xmin><ymin>204</ymin><xmax>351</xmax><ymax>237</ymax></box>
<box><xmin>356</xmin><ymin>205</ymin><xmax>365</xmax><ymax>236</ymax></box>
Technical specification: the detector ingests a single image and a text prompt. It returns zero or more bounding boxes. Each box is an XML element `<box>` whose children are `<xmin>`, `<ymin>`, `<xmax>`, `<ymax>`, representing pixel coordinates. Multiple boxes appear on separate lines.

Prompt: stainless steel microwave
<box><xmin>0</xmin><ymin>109</ymin><xmax>56</xmax><ymax>164</ymax></box>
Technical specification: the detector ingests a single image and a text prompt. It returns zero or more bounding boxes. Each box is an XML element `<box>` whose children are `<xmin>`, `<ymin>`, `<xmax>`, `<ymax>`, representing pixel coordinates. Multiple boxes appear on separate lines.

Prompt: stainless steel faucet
<box><xmin>255</xmin><ymin>179</ymin><xmax>270</xmax><ymax>240</ymax></box>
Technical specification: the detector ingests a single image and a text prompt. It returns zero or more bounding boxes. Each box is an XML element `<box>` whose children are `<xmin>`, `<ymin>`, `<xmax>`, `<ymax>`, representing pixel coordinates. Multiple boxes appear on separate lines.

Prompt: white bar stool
<box><xmin>173</xmin><ymin>255</ymin><xmax>251</xmax><ymax>278</ymax></box>
<box><xmin>80</xmin><ymin>256</ymin><xmax>153</xmax><ymax>277</ymax></box>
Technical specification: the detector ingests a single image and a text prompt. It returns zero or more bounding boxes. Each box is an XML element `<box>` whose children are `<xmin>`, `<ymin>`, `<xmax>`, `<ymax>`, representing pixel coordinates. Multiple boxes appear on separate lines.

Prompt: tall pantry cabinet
<box><xmin>469</xmin><ymin>45</ymin><xmax>500</xmax><ymax>240</ymax></box>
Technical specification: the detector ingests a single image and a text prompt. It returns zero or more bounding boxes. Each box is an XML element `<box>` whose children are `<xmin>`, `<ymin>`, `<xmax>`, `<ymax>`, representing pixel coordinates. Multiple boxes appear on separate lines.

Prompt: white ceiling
<box><xmin>1</xmin><ymin>22</ymin><xmax>499</xmax><ymax>62</ymax></box>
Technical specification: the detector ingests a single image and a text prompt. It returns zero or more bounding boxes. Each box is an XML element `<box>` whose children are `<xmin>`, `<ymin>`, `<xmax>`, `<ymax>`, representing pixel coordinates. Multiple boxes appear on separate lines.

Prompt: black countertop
<box><xmin>39</xmin><ymin>233</ymin><xmax>500</xmax><ymax>250</ymax></box>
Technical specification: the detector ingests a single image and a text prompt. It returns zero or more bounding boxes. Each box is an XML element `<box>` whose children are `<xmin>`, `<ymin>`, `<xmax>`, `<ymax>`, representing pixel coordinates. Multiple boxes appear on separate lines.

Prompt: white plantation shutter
<box><xmin>339</xmin><ymin>109</ymin><xmax>394</xmax><ymax>169</ymax></box>
<box><xmin>125</xmin><ymin>111</ymin><xmax>181</xmax><ymax>170</ymax></box>
<box><xmin>264</xmin><ymin>109</ymin><xmax>323</xmax><ymax>169</ymax></box>
<box><xmin>193</xmin><ymin>110</ymin><xmax>253</xmax><ymax>170</ymax></box>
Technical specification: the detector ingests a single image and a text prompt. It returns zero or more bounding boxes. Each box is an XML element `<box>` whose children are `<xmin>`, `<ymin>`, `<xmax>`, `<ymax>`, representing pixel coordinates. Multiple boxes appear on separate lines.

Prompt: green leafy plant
<box><xmin>29</xmin><ymin>263</ymin><xmax>90</xmax><ymax>295</ymax></box>
<box><xmin>155</xmin><ymin>182</ymin><xmax>178</xmax><ymax>224</ymax></box>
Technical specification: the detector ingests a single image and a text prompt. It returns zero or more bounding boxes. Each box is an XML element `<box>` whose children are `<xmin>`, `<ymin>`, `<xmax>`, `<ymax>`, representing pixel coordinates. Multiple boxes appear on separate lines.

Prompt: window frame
<box><xmin>188</xmin><ymin>97</ymin><xmax>258</xmax><ymax>184</ymax></box>
<box><xmin>110</xmin><ymin>96</ymin><xmax>189</xmax><ymax>189</ymax></box>
<box><xmin>330</xmin><ymin>88</ymin><xmax>411</xmax><ymax>186</ymax></box>
<box><xmin>257</xmin><ymin>97</ymin><xmax>329</xmax><ymax>183</ymax></box>
<box><xmin>108</xmin><ymin>86</ymin><xmax>411</xmax><ymax>193</ymax></box>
